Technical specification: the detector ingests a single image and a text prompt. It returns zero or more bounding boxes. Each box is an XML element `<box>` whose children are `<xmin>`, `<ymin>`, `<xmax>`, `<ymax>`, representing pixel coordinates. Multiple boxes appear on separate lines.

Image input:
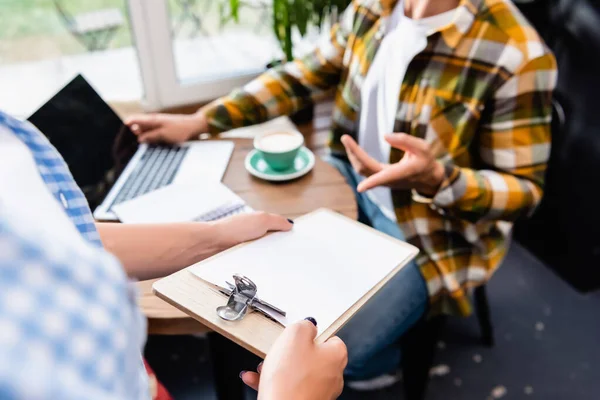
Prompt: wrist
<box><xmin>183</xmin><ymin>222</ymin><xmax>230</xmax><ymax>266</ymax></box>
<box><xmin>258</xmin><ymin>386</ymin><xmax>293</xmax><ymax>400</ymax></box>
<box><xmin>189</xmin><ymin>110</ymin><xmax>208</xmax><ymax>138</ymax></box>
<box><xmin>212</xmin><ymin>220</ymin><xmax>240</xmax><ymax>251</ymax></box>
<box><xmin>418</xmin><ymin>161</ymin><xmax>445</xmax><ymax>197</ymax></box>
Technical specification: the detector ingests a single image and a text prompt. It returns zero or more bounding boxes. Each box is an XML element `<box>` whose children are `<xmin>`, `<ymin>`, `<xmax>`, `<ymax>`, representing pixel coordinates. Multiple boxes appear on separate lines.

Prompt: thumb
<box><xmin>293</xmin><ymin>318</ymin><xmax>319</xmax><ymax>340</ymax></box>
<box><xmin>273</xmin><ymin>318</ymin><xmax>318</xmax><ymax>352</ymax></box>
<box><xmin>282</xmin><ymin>318</ymin><xmax>318</xmax><ymax>343</ymax></box>
<box><xmin>269</xmin><ymin>318</ymin><xmax>318</xmax><ymax>360</ymax></box>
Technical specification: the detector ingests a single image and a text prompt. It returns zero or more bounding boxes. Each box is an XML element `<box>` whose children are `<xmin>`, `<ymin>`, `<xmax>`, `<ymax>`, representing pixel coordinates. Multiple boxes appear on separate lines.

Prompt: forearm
<box><xmin>203</xmin><ymin>62</ymin><xmax>338</xmax><ymax>135</ymax></box>
<box><xmin>202</xmin><ymin>5</ymin><xmax>354</xmax><ymax>134</ymax></box>
<box><xmin>96</xmin><ymin>222</ymin><xmax>230</xmax><ymax>280</ymax></box>
<box><xmin>431</xmin><ymin>164</ymin><xmax>544</xmax><ymax>223</ymax></box>
<box><xmin>258</xmin><ymin>381</ymin><xmax>311</xmax><ymax>400</ymax></box>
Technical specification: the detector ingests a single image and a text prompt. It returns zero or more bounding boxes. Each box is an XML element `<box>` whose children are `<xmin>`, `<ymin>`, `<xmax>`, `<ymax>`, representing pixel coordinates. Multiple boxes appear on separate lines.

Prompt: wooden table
<box><xmin>138</xmin><ymin>133</ymin><xmax>357</xmax><ymax>335</ymax></box>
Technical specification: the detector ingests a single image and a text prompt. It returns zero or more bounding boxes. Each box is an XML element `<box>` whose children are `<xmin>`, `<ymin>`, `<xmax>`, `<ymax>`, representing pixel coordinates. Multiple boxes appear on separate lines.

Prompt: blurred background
<box><xmin>0</xmin><ymin>0</ymin><xmax>327</xmax><ymax>118</ymax></box>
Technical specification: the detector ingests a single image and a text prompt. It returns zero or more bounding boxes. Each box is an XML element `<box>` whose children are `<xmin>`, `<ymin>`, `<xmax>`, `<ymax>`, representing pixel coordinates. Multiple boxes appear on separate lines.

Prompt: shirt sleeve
<box><xmin>430</xmin><ymin>53</ymin><xmax>557</xmax><ymax>223</ymax></box>
<box><xmin>0</xmin><ymin>207</ymin><xmax>149</xmax><ymax>400</ymax></box>
<box><xmin>202</xmin><ymin>2</ymin><xmax>357</xmax><ymax>134</ymax></box>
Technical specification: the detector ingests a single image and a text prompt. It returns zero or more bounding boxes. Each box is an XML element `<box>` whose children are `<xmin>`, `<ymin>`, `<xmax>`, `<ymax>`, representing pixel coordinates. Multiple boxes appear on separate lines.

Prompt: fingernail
<box><xmin>239</xmin><ymin>371</ymin><xmax>246</xmax><ymax>380</ymax></box>
<box><xmin>257</xmin><ymin>362</ymin><xmax>263</xmax><ymax>373</ymax></box>
<box><xmin>304</xmin><ymin>317</ymin><xmax>317</xmax><ymax>326</ymax></box>
<box><xmin>287</xmin><ymin>218</ymin><xmax>294</xmax><ymax>224</ymax></box>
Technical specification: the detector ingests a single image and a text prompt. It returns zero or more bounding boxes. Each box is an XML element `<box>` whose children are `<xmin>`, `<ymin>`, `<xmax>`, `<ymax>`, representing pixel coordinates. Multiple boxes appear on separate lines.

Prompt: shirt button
<box><xmin>59</xmin><ymin>192</ymin><xmax>69</xmax><ymax>209</ymax></box>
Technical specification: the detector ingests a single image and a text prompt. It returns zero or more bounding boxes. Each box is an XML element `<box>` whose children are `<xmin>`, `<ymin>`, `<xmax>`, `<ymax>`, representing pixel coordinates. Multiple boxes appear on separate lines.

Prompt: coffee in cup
<box><xmin>254</xmin><ymin>131</ymin><xmax>304</xmax><ymax>171</ymax></box>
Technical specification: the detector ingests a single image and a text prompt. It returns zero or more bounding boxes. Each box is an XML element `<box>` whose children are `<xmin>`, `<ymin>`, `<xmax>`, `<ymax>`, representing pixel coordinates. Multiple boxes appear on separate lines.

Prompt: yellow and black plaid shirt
<box><xmin>203</xmin><ymin>0</ymin><xmax>557</xmax><ymax>316</ymax></box>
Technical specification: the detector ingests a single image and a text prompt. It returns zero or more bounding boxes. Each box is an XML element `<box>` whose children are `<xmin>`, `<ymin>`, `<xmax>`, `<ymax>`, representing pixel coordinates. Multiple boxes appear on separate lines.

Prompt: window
<box><xmin>0</xmin><ymin>0</ymin><xmax>142</xmax><ymax>118</ymax></box>
<box><xmin>129</xmin><ymin>0</ymin><xmax>282</xmax><ymax>110</ymax></box>
<box><xmin>0</xmin><ymin>0</ymin><xmax>323</xmax><ymax>116</ymax></box>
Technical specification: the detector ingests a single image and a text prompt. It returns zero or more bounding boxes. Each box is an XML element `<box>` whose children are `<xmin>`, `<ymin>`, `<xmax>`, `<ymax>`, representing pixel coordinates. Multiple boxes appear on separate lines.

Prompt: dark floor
<box><xmin>145</xmin><ymin>242</ymin><xmax>600</xmax><ymax>400</ymax></box>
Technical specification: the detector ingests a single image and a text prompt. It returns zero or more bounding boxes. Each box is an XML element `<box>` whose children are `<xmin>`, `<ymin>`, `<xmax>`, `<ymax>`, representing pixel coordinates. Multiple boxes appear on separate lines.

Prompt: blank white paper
<box><xmin>190</xmin><ymin>209</ymin><xmax>418</xmax><ymax>335</ymax></box>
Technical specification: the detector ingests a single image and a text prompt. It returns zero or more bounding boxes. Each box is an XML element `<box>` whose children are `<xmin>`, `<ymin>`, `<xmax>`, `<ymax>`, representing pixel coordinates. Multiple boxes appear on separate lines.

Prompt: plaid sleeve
<box><xmin>202</xmin><ymin>2</ymin><xmax>357</xmax><ymax>134</ymax></box>
<box><xmin>431</xmin><ymin>53</ymin><xmax>557</xmax><ymax>222</ymax></box>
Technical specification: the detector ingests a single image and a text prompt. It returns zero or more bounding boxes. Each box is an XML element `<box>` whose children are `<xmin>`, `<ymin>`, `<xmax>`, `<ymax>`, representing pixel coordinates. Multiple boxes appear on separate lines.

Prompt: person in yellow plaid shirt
<box><xmin>127</xmin><ymin>0</ymin><xmax>556</xmax><ymax>390</ymax></box>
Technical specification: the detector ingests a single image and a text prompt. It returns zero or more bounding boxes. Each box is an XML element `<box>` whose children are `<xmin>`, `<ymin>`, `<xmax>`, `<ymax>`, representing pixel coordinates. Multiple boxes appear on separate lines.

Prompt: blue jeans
<box><xmin>326</xmin><ymin>156</ymin><xmax>429</xmax><ymax>380</ymax></box>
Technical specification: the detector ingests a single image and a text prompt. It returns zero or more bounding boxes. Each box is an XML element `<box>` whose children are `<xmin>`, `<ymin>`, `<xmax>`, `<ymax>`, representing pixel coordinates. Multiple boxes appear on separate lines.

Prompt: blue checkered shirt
<box><xmin>0</xmin><ymin>111</ymin><xmax>149</xmax><ymax>399</ymax></box>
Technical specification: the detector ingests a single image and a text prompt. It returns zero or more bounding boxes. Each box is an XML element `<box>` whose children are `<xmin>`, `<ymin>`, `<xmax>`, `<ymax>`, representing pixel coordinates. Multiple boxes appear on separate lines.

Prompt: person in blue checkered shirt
<box><xmin>0</xmin><ymin>110</ymin><xmax>347</xmax><ymax>399</ymax></box>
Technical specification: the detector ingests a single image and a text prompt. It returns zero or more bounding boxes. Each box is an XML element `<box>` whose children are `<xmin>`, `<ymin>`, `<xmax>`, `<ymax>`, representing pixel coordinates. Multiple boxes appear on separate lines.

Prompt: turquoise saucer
<box><xmin>245</xmin><ymin>146</ymin><xmax>315</xmax><ymax>182</ymax></box>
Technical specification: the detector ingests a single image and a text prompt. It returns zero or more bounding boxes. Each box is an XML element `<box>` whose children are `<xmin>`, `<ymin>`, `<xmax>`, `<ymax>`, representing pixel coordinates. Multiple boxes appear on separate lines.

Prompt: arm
<box><xmin>97</xmin><ymin>213</ymin><xmax>293</xmax><ymax>280</ymax></box>
<box><xmin>202</xmin><ymin>3</ymin><xmax>356</xmax><ymax>134</ymax></box>
<box><xmin>343</xmin><ymin>53</ymin><xmax>557</xmax><ymax>224</ymax></box>
<box><xmin>431</xmin><ymin>53</ymin><xmax>557</xmax><ymax>222</ymax></box>
<box><xmin>126</xmin><ymin>3</ymin><xmax>355</xmax><ymax>144</ymax></box>
<box><xmin>97</xmin><ymin>222</ymin><xmax>224</xmax><ymax>281</ymax></box>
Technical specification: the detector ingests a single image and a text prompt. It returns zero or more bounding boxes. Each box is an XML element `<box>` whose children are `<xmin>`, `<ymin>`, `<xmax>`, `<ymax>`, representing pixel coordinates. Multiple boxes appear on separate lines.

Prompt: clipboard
<box><xmin>153</xmin><ymin>208</ymin><xmax>419</xmax><ymax>358</ymax></box>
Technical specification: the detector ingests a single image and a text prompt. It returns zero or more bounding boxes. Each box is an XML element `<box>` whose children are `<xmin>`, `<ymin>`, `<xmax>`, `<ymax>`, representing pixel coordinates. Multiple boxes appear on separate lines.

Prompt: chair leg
<box><xmin>401</xmin><ymin>317</ymin><xmax>446</xmax><ymax>400</ymax></box>
<box><xmin>474</xmin><ymin>285</ymin><xmax>494</xmax><ymax>347</ymax></box>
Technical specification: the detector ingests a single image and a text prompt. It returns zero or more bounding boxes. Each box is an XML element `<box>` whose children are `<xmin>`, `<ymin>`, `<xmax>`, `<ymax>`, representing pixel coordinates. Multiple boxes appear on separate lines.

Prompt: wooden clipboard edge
<box><xmin>153</xmin><ymin>208</ymin><xmax>419</xmax><ymax>358</ymax></box>
<box><xmin>151</xmin><ymin>211</ymin><xmax>323</xmax><ymax>358</ymax></box>
<box><xmin>153</xmin><ymin>270</ymin><xmax>284</xmax><ymax>358</ymax></box>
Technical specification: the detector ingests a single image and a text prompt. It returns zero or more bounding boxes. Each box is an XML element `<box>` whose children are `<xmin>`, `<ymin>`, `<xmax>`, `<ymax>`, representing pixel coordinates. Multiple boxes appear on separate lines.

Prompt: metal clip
<box><xmin>216</xmin><ymin>274</ymin><xmax>286</xmax><ymax>322</ymax></box>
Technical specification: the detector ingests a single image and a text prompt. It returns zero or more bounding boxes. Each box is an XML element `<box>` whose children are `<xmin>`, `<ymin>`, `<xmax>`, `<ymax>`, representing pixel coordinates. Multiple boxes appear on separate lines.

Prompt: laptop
<box><xmin>28</xmin><ymin>75</ymin><xmax>234</xmax><ymax>221</ymax></box>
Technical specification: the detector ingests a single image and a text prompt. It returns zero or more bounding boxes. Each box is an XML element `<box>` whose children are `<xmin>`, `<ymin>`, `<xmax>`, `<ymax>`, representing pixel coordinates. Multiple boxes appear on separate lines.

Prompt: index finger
<box><xmin>341</xmin><ymin>135</ymin><xmax>383</xmax><ymax>174</ymax></box>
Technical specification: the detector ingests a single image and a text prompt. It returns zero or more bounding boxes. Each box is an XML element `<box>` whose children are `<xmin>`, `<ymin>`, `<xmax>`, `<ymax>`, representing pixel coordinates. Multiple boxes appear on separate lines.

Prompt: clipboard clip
<box><xmin>217</xmin><ymin>274</ymin><xmax>285</xmax><ymax>321</ymax></box>
<box><xmin>216</xmin><ymin>274</ymin><xmax>286</xmax><ymax>322</ymax></box>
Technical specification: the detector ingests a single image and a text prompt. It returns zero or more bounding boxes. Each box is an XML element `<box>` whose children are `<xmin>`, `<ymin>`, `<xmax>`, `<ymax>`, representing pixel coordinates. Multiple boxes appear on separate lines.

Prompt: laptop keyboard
<box><xmin>108</xmin><ymin>145</ymin><xmax>189</xmax><ymax>211</ymax></box>
<box><xmin>195</xmin><ymin>204</ymin><xmax>253</xmax><ymax>222</ymax></box>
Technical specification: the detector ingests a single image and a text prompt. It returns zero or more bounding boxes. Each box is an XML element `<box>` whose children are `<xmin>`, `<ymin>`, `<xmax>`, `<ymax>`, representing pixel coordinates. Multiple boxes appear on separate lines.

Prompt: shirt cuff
<box><xmin>201</xmin><ymin>99</ymin><xmax>234</xmax><ymax>135</ymax></box>
<box><xmin>411</xmin><ymin>163</ymin><xmax>463</xmax><ymax>214</ymax></box>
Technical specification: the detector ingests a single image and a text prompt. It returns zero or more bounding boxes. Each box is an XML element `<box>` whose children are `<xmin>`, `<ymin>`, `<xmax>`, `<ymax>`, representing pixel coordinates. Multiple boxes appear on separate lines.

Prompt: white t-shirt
<box><xmin>358</xmin><ymin>3</ymin><xmax>456</xmax><ymax>221</ymax></box>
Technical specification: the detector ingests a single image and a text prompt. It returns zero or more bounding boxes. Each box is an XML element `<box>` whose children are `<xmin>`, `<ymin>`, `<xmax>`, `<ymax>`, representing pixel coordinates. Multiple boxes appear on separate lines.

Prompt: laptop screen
<box><xmin>28</xmin><ymin>75</ymin><xmax>138</xmax><ymax>210</ymax></box>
